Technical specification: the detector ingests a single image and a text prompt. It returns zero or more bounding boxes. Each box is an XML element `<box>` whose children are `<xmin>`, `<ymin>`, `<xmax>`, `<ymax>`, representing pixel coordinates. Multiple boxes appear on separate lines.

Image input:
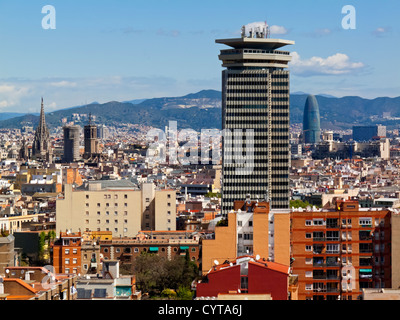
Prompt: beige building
<box><xmin>0</xmin><ymin>235</ymin><xmax>16</xmax><ymax>275</ymax></box>
<box><xmin>56</xmin><ymin>181</ymin><xmax>176</xmax><ymax>238</ymax></box>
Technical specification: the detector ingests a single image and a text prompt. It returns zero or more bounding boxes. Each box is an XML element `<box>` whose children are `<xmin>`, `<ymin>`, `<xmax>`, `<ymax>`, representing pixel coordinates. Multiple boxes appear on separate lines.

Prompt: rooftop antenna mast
<box><xmin>265</xmin><ymin>20</ymin><xmax>270</xmax><ymax>38</ymax></box>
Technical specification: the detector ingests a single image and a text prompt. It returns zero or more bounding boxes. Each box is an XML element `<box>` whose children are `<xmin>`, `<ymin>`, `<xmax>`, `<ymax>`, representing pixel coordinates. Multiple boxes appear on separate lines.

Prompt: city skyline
<box><xmin>0</xmin><ymin>0</ymin><xmax>399</xmax><ymax>113</ymax></box>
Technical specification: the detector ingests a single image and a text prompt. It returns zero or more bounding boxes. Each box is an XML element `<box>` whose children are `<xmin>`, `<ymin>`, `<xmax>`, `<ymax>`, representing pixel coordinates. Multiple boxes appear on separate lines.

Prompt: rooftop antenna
<box><xmin>265</xmin><ymin>21</ymin><xmax>270</xmax><ymax>38</ymax></box>
<box><xmin>241</xmin><ymin>25</ymin><xmax>246</xmax><ymax>38</ymax></box>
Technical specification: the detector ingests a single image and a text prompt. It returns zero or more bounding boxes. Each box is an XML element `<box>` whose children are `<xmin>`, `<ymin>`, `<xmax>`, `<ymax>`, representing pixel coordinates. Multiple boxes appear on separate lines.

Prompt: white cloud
<box><xmin>269</xmin><ymin>25</ymin><xmax>288</xmax><ymax>35</ymax></box>
<box><xmin>290</xmin><ymin>52</ymin><xmax>365</xmax><ymax>76</ymax></box>
<box><xmin>50</xmin><ymin>80</ymin><xmax>77</xmax><ymax>88</ymax></box>
<box><xmin>0</xmin><ymin>76</ymin><xmax>184</xmax><ymax>113</ymax></box>
<box><xmin>372</xmin><ymin>27</ymin><xmax>392</xmax><ymax>37</ymax></box>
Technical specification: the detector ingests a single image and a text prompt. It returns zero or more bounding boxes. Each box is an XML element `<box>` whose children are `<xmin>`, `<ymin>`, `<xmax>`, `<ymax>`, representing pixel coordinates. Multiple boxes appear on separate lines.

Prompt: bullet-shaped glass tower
<box><xmin>216</xmin><ymin>24</ymin><xmax>294</xmax><ymax>212</ymax></box>
<box><xmin>303</xmin><ymin>94</ymin><xmax>321</xmax><ymax>144</ymax></box>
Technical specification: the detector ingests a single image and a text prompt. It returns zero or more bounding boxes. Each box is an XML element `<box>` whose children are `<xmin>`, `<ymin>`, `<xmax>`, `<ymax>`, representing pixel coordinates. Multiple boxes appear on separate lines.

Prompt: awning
<box><xmin>180</xmin><ymin>246</ymin><xmax>189</xmax><ymax>250</ymax></box>
<box><xmin>149</xmin><ymin>247</ymin><xmax>158</xmax><ymax>252</ymax></box>
<box><xmin>360</xmin><ymin>269</ymin><xmax>372</xmax><ymax>272</ymax></box>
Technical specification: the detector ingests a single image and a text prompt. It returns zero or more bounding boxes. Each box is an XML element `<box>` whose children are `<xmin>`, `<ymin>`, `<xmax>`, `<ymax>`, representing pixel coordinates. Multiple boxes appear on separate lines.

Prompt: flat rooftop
<box><xmin>216</xmin><ymin>37</ymin><xmax>295</xmax><ymax>50</ymax></box>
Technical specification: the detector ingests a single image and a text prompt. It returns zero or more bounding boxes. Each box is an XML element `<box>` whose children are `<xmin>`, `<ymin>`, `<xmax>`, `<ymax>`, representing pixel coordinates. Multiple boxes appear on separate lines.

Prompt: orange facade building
<box><xmin>52</xmin><ymin>232</ymin><xmax>82</xmax><ymax>275</ymax></box>
<box><xmin>201</xmin><ymin>199</ymin><xmax>291</xmax><ymax>275</ymax></box>
<box><xmin>290</xmin><ymin>199</ymin><xmax>391</xmax><ymax>300</ymax></box>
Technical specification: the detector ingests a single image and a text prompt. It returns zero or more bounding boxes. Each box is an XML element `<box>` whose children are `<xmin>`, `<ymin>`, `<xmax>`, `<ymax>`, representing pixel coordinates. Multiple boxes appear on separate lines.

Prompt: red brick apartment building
<box><xmin>52</xmin><ymin>231</ymin><xmax>82</xmax><ymax>274</ymax></box>
<box><xmin>291</xmin><ymin>199</ymin><xmax>391</xmax><ymax>300</ymax></box>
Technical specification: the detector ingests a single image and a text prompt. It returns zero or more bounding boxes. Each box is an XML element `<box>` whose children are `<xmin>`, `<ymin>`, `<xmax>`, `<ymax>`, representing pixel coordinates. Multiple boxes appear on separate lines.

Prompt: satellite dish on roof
<box><xmin>214</xmin><ymin>260</ymin><xmax>219</xmax><ymax>265</ymax></box>
<box><xmin>256</xmin><ymin>255</ymin><xmax>260</xmax><ymax>260</ymax></box>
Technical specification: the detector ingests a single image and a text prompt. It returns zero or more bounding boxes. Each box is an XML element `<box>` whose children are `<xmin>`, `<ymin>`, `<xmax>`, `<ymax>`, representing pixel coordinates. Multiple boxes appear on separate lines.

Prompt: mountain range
<box><xmin>1</xmin><ymin>90</ymin><xmax>400</xmax><ymax>132</ymax></box>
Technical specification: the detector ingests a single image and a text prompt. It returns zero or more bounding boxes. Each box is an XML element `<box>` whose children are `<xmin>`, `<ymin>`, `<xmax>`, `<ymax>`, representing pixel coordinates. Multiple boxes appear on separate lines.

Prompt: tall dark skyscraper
<box><xmin>84</xmin><ymin>113</ymin><xmax>99</xmax><ymax>159</ymax></box>
<box><xmin>63</xmin><ymin>125</ymin><xmax>80</xmax><ymax>162</ymax></box>
<box><xmin>216</xmin><ymin>23</ymin><xmax>294</xmax><ymax>212</ymax></box>
<box><xmin>32</xmin><ymin>97</ymin><xmax>52</xmax><ymax>162</ymax></box>
<box><xmin>302</xmin><ymin>95</ymin><xmax>321</xmax><ymax>144</ymax></box>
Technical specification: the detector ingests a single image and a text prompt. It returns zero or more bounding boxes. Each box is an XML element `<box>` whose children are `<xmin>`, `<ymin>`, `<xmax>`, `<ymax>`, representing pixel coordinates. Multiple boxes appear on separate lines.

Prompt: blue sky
<box><xmin>0</xmin><ymin>0</ymin><xmax>399</xmax><ymax>112</ymax></box>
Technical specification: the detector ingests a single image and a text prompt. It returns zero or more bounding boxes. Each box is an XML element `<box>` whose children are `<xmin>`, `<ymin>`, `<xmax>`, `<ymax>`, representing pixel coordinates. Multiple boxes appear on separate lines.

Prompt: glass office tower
<box><xmin>216</xmin><ymin>24</ymin><xmax>294</xmax><ymax>212</ymax></box>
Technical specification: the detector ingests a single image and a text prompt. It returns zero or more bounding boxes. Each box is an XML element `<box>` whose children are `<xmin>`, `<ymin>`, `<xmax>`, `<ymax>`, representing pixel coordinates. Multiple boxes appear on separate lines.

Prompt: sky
<box><xmin>0</xmin><ymin>0</ymin><xmax>399</xmax><ymax>113</ymax></box>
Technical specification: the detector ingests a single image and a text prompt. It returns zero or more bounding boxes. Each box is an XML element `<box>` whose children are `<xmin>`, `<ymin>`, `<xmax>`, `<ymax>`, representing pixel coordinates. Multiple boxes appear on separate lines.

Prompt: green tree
<box><xmin>38</xmin><ymin>232</ymin><xmax>46</xmax><ymax>261</ymax></box>
<box><xmin>290</xmin><ymin>199</ymin><xmax>311</xmax><ymax>208</ymax></box>
<box><xmin>134</xmin><ymin>251</ymin><xmax>198</xmax><ymax>298</ymax></box>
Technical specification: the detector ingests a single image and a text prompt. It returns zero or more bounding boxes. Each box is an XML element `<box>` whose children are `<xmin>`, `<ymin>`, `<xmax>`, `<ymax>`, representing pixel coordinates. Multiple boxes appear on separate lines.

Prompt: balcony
<box><xmin>313</xmin><ymin>274</ymin><xmax>339</xmax><ymax>280</ymax></box>
<box><xmin>326</xmin><ymin>224</ymin><xmax>339</xmax><ymax>229</ymax></box>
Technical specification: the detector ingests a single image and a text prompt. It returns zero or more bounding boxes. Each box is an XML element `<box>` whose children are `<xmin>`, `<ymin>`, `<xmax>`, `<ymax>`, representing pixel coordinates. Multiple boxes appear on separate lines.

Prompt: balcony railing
<box><xmin>313</xmin><ymin>275</ymin><xmax>339</xmax><ymax>280</ymax></box>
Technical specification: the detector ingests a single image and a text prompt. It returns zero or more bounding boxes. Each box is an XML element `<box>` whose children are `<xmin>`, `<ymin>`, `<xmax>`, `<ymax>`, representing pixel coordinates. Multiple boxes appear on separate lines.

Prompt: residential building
<box><xmin>0</xmin><ymin>234</ymin><xmax>17</xmax><ymax>274</ymax></box>
<box><xmin>52</xmin><ymin>231</ymin><xmax>82</xmax><ymax>274</ymax></box>
<box><xmin>201</xmin><ymin>198</ymin><xmax>290</xmax><ymax>275</ymax></box>
<box><xmin>2</xmin><ymin>266</ymin><xmax>78</xmax><ymax>300</ymax></box>
<box><xmin>99</xmin><ymin>236</ymin><xmax>200</xmax><ymax>274</ymax></box>
<box><xmin>75</xmin><ymin>260</ymin><xmax>139</xmax><ymax>300</ymax></box>
<box><xmin>195</xmin><ymin>255</ymin><xmax>296</xmax><ymax>300</ymax></box>
<box><xmin>290</xmin><ymin>199</ymin><xmax>391</xmax><ymax>300</ymax></box>
<box><xmin>56</xmin><ymin>181</ymin><xmax>176</xmax><ymax>238</ymax></box>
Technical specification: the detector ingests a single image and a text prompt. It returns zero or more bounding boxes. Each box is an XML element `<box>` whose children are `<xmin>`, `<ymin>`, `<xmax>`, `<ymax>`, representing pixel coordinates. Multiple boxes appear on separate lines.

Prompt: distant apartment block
<box><xmin>56</xmin><ymin>181</ymin><xmax>176</xmax><ymax>238</ymax></box>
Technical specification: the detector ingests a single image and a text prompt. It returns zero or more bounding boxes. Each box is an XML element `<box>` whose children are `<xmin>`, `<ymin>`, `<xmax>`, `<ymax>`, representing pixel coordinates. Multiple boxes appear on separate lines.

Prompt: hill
<box><xmin>1</xmin><ymin>90</ymin><xmax>400</xmax><ymax>131</ymax></box>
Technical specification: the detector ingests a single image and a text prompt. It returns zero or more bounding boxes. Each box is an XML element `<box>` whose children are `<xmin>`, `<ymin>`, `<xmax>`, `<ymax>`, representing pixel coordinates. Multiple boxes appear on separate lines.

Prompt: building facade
<box><xmin>0</xmin><ymin>235</ymin><xmax>16</xmax><ymax>275</ymax></box>
<box><xmin>313</xmin><ymin>138</ymin><xmax>390</xmax><ymax>160</ymax></box>
<box><xmin>303</xmin><ymin>95</ymin><xmax>321</xmax><ymax>144</ymax></box>
<box><xmin>216</xmin><ymin>24</ymin><xmax>294</xmax><ymax>212</ymax></box>
<box><xmin>201</xmin><ymin>198</ymin><xmax>290</xmax><ymax>275</ymax></box>
<box><xmin>56</xmin><ymin>182</ymin><xmax>176</xmax><ymax>238</ymax></box>
<box><xmin>99</xmin><ymin>237</ymin><xmax>200</xmax><ymax>274</ymax></box>
<box><xmin>52</xmin><ymin>231</ymin><xmax>82</xmax><ymax>274</ymax></box>
<box><xmin>84</xmin><ymin>115</ymin><xmax>99</xmax><ymax>158</ymax></box>
<box><xmin>353</xmin><ymin>125</ymin><xmax>386</xmax><ymax>142</ymax></box>
<box><xmin>63</xmin><ymin>125</ymin><xmax>81</xmax><ymax>163</ymax></box>
<box><xmin>196</xmin><ymin>255</ymin><xmax>292</xmax><ymax>300</ymax></box>
<box><xmin>290</xmin><ymin>199</ymin><xmax>391</xmax><ymax>300</ymax></box>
